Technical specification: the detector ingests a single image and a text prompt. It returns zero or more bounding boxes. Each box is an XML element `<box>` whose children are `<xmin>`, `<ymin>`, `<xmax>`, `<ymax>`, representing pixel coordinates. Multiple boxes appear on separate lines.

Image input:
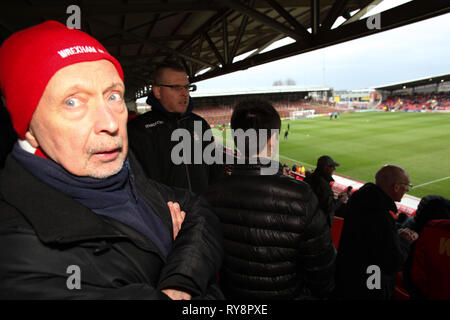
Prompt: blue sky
<box><xmin>196</xmin><ymin>6</ymin><xmax>450</xmax><ymax>92</ymax></box>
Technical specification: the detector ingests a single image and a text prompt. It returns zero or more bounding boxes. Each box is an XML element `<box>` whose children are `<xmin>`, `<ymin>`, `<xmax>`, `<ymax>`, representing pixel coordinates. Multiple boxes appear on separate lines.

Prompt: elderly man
<box><xmin>334</xmin><ymin>165</ymin><xmax>418</xmax><ymax>299</ymax></box>
<box><xmin>127</xmin><ymin>61</ymin><xmax>223</xmax><ymax>195</ymax></box>
<box><xmin>0</xmin><ymin>21</ymin><xmax>223</xmax><ymax>300</ymax></box>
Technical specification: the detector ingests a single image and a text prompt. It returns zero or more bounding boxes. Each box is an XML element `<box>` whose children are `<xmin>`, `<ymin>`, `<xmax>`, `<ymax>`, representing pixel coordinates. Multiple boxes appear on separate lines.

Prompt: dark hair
<box><xmin>152</xmin><ymin>61</ymin><xmax>186</xmax><ymax>84</ymax></box>
<box><xmin>231</xmin><ymin>99</ymin><xmax>281</xmax><ymax>158</ymax></box>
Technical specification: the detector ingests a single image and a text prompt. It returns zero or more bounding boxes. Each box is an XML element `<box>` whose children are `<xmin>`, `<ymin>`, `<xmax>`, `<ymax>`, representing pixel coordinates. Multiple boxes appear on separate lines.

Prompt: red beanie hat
<box><xmin>0</xmin><ymin>20</ymin><xmax>124</xmax><ymax>139</ymax></box>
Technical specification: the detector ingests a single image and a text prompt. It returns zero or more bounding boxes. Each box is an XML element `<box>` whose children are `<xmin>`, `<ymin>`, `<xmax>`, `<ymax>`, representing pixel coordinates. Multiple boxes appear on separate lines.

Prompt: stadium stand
<box><xmin>378</xmin><ymin>92</ymin><xmax>450</xmax><ymax>112</ymax></box>
<box><xmin>192</xmin><ymin>99</ymin><xmax>344</xmax><ymax>127</ymax></box>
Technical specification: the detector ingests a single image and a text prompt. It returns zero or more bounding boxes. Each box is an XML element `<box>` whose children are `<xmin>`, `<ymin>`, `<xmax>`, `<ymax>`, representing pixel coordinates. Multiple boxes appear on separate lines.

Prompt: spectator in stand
<box><xmin>401</xmin><ymin>194</ymin><xmax>450</xmax><ymax>299</ymax></box>
<box><xmin>127</xmin><ymin>61</ymin><xmax>224</xmax><ymax>195</ymax></box>
<box><xmin>334</xmin><ymin>165</ymin><xmax>418</xmax><ymax>300</ymax></box>
<box><xmin>282</xmin><ymin>163</ymin><xmax>290</xmax><ymax>175</ymax></box>
<box><xmin>205</xmin><ymin>98</ymin><xmax>336</xmax><ymax>300</ymax></box>
<box><xmin>0</xmin><ymin>96</ymin><xmax>16</xmax><ymax>169</ymax></box>
<box><xmin>304</xmin><ymin>155</ymin><xmax>347</xmax><ymax>228</ymax></box>
<box><xmin>403</xmin><ymin>195</ymin><xmax>450</xmax><ymax>233</ymax></box>
<box><xmin>0</xmin><ymin>21</ymin><xmax>223</xmax><ymax>299</ymax></box>
<box><xmin>304</xmin><ymin>168</ymin><xmax>312</xmax><ymax>179</ymax></box>
<box><xmin>299</xmin><ymin>165</ymin><xmax>306</xmax><ymax>177</ymax></box>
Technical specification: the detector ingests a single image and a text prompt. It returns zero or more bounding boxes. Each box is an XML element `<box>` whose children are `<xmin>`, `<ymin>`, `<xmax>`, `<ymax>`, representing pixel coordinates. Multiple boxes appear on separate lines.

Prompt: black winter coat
<box><xmin>334</xmin><ymin>183</ymin><xmax>410</xmax><ymax>299</ymax></box>
<box><xmin>304</xmin><ymin>170</ymin><xmax>341</xmax><ymax>227</ymax></box>
<box><xmin>127</xmin><ymin>94</ymin><xmax>224</xmax><ymax>195</ymax></box>
<box><xmin>0</xmin><ymin>103</ymin><xmax>16</xmax><ymax>169</ymax></box>
<box><xmin>0</xmin><ymin>153</ymin><xmax>224</xmax><ymax>299</ymax></box>
<box><xmin>204</xmin><ymin>162</ymin><xmax>336</xmax><ymax>300</ymax></box>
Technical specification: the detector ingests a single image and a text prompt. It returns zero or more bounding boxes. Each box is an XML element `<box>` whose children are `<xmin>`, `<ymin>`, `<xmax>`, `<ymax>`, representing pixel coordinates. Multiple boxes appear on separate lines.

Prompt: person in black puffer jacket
<box><xmin>204</xmin><ymin>99</ymin><xmax>336</xmax><ymax>300</ymax></box>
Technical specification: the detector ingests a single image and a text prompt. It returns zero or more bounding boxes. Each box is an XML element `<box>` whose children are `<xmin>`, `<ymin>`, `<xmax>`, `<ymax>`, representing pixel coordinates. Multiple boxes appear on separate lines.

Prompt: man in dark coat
<box><xmin>0</xmin><ymin>21</ymin><xmax>223</xmax><ymax>300</ymax></box>
<box><xmin>304</xmin><ymin>155</ymin><xmax>347</xmax><ymax>227</ymax></box>
<box><xmin>127</xmin><ymin>62</ymin><xmax>223</xmax><ymax>195</ymax></box>
<box><xmin>205</xmin><ymin>99</ymin><xmax>336</xmax><ymax>300</ymax></box>
<box><xmin>334</xmin><ymin>165</ymin><xmax>418</xmax><ymax>299</ymax></box>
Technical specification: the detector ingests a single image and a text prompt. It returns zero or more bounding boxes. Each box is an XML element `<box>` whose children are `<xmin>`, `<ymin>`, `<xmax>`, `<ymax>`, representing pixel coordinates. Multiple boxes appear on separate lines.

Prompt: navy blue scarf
<box><xmin>12</xmin><ymin>143</ymin><xmax>171</xmax><ymax>256</ymax></box>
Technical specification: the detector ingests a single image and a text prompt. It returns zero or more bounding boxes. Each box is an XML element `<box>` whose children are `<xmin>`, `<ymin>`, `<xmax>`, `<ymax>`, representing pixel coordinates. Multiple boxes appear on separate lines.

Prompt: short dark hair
<box><xmin>231</xmin><ymin>99</ymin><xmax>281</xmax><ymax>158</ymax></box>
<box><xmin>152</xmin><ymin>61</ymin><xmax>186</xmax><ymax>84</ymax></box>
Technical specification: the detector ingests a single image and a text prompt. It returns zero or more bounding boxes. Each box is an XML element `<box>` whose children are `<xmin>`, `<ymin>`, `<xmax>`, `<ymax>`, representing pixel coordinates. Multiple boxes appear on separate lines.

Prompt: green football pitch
<box><xmin>212</xmin><ymin>111</ymin><xmax>450</xmax><ymax>199</ymax></box>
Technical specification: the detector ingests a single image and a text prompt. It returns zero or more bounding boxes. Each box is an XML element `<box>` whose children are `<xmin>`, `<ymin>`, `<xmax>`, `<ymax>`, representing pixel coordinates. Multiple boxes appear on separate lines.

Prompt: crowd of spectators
<box><xmin>192</xmin><ymin>98</ymin><xmax>341</xmax><ymax>126</ymax></box>
<box><xmin>379</xmin><ymin>92</ymin><xmax>450</xmax><ymax>112</ymax></box>
<box><xmin>0</xmin><ymin>21</ymin><xmax>448</xmax><ymax>301</ymax></box>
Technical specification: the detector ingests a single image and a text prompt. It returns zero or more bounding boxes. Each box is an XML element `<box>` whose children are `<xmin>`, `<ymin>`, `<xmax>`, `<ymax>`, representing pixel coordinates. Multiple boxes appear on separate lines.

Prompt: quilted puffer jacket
<box><xmin>204</xmin><ymin>161</ymin><xmax>336</xmax><ymax>300</ymax></box>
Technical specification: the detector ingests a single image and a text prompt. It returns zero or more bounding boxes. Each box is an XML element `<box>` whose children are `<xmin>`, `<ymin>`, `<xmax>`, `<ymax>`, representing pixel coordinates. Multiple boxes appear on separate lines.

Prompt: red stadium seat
<box><xmin>393</xmin><ymin>272</ymin><xmax>410</xmax><ymax>300</ymax></box>
<box><xmin>410</xmin><ymin>219</ymin><xmax>450</xmax><ymax>299</ymax></box>
<box><xmin>331</xmin><ymin>216</ymin><xmax>344</xmax><ymax>250</ymax></box>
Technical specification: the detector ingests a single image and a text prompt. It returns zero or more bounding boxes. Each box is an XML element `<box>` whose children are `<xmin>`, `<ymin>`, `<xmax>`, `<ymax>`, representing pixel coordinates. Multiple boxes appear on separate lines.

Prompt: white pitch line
<box><xmin>412</xmin><ymin>176</ymin><xmax>450</xmax><ymax>189</ymax></box>
<box><xmin>279</xmin><ymin>154</ymin><xmax>315</xmax><ymax>168</ymax></box>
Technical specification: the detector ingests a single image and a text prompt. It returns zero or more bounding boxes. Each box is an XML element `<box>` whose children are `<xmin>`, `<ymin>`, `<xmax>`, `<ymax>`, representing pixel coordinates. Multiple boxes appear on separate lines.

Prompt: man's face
<box><xmin>25</xmin><ymin>60</ymin><xmax>128</xmax><ymax>178</ymax></box>
<box><xmin>392</xmin><ymin>172</ymin><xmax>411</xmax><ymax>202</ymax></box>
<box><xmin>153</xmin><ymin>69</ymin><xmax>190</xmax><ymax>114</ymax></box>
<box><xmin>324</xmin><ymin>164</ymin><xmax>336</xmax><ymax>176</ymax></box>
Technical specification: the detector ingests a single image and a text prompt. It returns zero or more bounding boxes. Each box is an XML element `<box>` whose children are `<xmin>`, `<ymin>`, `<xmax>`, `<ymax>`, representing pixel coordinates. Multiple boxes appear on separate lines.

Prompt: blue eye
<box><xmin>108</xmin><ymin>93</ymin><xmax>122</xmax><ymax>101</ymax></box>
<box><xmin>65</xmin><ymin>98</ymin><xmax>81</xmax><ymax>108</ymax></box>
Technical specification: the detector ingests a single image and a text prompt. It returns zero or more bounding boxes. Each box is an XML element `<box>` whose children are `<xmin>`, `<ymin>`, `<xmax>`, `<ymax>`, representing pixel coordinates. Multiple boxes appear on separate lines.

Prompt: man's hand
<box><xmin>161</xmin><ymin>288</ymin><xmax>192</xmax><ymax>300</ymax></box>
<box><xmin>398</xmin><ymin>227</ymin><xmax>419</xmax><ymax>243</ymax></box>
<box><xmin>167</xmin><ymin>201</ymin><xmax>186</xmax><ymax>240</ymax></box>
<box><xmin>338</xmin><ymin>192</ymin><xmax>348</xmax><ymax>203</ymax></box>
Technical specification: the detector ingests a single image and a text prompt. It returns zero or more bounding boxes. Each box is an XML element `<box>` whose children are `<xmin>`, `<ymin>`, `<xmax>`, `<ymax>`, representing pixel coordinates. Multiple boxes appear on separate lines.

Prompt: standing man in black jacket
<box><xmin>0</xmin><ymin>21</ymin><xmax>223</xmax><ymax>300</ymax></box>
<box><xmin>205</xmin><ymin>99</ymin><xmax>336</xmax><ymax>300</ymax></box>
<box><xmin>128</xmin><ymin>62</ymin><xmax>223</xmax><ymax>195</ymax></box>
<box><xmin>334</xmin><ymin>165</ymin><xmax>418</xmax><ymax>299</ymax></box>
<box><xmin>304</xmin><ymin>155</ymin><xmax>347</xmax><ymax>228</ymax></box>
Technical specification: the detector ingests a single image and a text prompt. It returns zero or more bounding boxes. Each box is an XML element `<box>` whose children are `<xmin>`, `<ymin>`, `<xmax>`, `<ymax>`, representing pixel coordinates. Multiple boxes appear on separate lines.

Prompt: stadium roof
<box><xmin>1</xmin><ymin>0</ymin><xmax>449</xmax><ymax>100</ymax></box>
<box><xmin>190</xmin><ymin>85</ymin><xmax>332</xmax><ymax>98</ymax></box>
<box><xmin>373</xmin><ymin>73</ymin><xmax>450</xmax><ymax>92</ymax></box>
